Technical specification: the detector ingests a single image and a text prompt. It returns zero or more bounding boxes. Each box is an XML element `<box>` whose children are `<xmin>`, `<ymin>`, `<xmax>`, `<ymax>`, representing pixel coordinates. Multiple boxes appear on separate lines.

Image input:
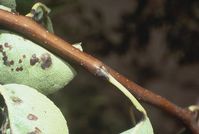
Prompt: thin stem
<box><xmin>0</xmin><ymin>10</ymin><xmax>198</xmax><ymax>133</ymax></box>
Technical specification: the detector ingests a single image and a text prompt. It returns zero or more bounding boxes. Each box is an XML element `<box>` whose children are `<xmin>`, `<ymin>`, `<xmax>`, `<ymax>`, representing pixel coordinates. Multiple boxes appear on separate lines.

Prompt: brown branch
<box><xmin>0</xmin><ymin>10</ymin><xmax>198</xmax><ymax>133</ymax></box>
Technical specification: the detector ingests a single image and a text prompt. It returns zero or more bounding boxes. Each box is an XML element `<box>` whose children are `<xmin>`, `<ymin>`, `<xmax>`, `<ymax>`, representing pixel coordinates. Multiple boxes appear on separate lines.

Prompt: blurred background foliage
<box><xmin>16</xmin><ymin>0</ymin><xmax>199</xmax><ymax>133</ymax></box>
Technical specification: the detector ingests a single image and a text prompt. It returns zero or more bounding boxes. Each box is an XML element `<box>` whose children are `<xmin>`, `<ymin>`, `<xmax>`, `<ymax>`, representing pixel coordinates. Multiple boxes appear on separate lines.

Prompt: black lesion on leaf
<box><xmin>18</xmin><ymin>59</ymin><xmax>22</xmax><ymax>63</ymax></box>
<box><xmin>9</xmin><ymin>60</ymin><xmax>14</xmax><ymax>65</ymax></box>
<box><xmin>30</xmin><ymin>54</ymin><xmax>40</xmax><ymax>66</ymax></box>
<box><xmin>22</xmin><ymin>54</ymin><xmax>26</xmax><ymax>59</ymax></box>
<box><xmin>0</xmin><ymin>45</ymin><xmax>3</xmax><ymax>52</ymax></box>
<box><xmin>4</xmin><ymin>43</ymin><xmax>12</xmax><ymax>50</ymax></box>
<box><xmin>40</xmin><ymin>53</ymin><xmax>52</xmax><ymax>69</ymax></box>
<box><xmin>15</xmin><ymin>66</ymin><xmax>23</xmax><ymax>72</ymax></box>
<box><xmin>0</xmin><ymin>43</ymin><xmax>15</xmax><ymax>67</ymax></box>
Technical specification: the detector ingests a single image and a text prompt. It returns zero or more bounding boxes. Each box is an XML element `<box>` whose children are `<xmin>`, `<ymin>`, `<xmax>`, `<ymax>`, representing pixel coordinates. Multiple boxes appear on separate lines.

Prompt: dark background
<box><xmin>17</xmin><ymin>0</ymin><xmax>199</xmax><ymax>133</ymax></box>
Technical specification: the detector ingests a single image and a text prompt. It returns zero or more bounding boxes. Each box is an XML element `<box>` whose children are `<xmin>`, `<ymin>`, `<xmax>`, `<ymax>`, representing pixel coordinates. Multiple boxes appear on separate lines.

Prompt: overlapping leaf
<box><xmin>0</xmin><ymin>84</ymin><xmax>69</xmax><ymax>134</ymax></box>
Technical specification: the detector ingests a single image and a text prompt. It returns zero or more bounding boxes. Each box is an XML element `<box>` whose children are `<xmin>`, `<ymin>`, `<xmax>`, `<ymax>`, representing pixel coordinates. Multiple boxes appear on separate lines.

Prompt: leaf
<box><xmin>26</xmin><ymin>2</ymin><xmax>54</xmax><ymax>33</ymax></box>
<box><xmin>0</xmin><ymin>0</ymin><xmax>16</xmax><ymax>10</ymax></box>
<box><xmin>188</xmin><ymin>105</ymin><xmax>199</xmax><ymax>126</ymax></box>
<box><xmin>73</xmin><ymin>42</ymin><xmax>83</xmax><ymax>51</ymax></box>
<box><xmin>0</xmin><ymin>84</ymin><xmax>69</xmax><ymax>134</ymax></box>
<box><xmin>0</xmin><ymin>29</ymin><xmax>76</xmax><ymax>94</ymax></box>
<box><xmin>102</xmin><ymin>69</ymin><xmax>154</xmax><ymax>134</ymax></box>
<box><xmin>121</xmin><ymin>117</ymin><xmax>153</xmax><ymax>134</ymax></box>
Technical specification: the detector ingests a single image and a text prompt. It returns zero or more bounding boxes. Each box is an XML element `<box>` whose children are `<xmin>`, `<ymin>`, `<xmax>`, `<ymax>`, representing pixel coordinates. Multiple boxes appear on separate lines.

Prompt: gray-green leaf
<box><xmin>26</xmin><ymin>2</ymin><xmax>54</xmax><ymax>33</ymax></box>
<box><xmin>0</xmin><ymin>29</ymin><xmax>76</xmax><ymax>94</ymax></box>
<box><xmin>121</xmin><ymin>117</ymin><xmax>153</xmax><ymax>134</ymax></box>
<box><xmin>0</xmin><ymin>0</ymin><xmax>16</xmax><ymax>10</ymax></box>
<box><xmin>0</xmin><ymin>84</ymin><xmax>69</xmax><ymax>134</ymax></box>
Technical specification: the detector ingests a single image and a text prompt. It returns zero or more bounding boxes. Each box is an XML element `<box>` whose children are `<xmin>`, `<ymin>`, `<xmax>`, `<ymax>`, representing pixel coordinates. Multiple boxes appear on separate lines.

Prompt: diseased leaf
<box><xmin>0</xmin><ymin>30</ymin><xmax>76</xmax><ymax>94</ymax></box>
<box><xmin>0</xmin><ymin>0</ymin><xmax>16</xmax><ymax>10</ymax></box>
<box><xmin>0</xmin><ymin>84</ymin><xmax>69</xmax><ymax>134</ymax></box>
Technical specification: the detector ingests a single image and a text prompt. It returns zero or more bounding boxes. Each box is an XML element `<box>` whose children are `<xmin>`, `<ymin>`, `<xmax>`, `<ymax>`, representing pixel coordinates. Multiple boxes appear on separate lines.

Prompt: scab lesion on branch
<box><xmin>95</xmin><ymin>65</ymin><xmax>110</xmax><ymax>80</ymax></box>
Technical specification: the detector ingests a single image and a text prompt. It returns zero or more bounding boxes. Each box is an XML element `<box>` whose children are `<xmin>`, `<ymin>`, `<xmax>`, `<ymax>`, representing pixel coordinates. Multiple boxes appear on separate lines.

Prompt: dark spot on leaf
<box><xmin>10</xmin><ymin>96</ymin><xmax>22</xmax><ymax>104</ymax></box>
<box><xmin>28</xmin><ymin>127</ymin><xmax>42</xmax><ymax>134</ymax></box>
<box><xmin>10</xmin><ymin>60</ymin><xmax>14</xmax><ymax>65</ymax></box>
<box><xmin>27</xmin><ymin>114</ymin><xmax>38</xmax><ymax>121</ymax></box>
<box><xmin>4</xmin><ymin>43</ymin><xmax>12</xmax><ymax>50</ymax></box>
<box><xmin>22</xmin><ymin>54</ymin><xmax>26</xmax><ymax>59</ymax></box>
<box><xmin>2</xmin><ymin>51</ymin><xmax>6</xmax><ymax>57</ymax></box>
<box><xmin>11</xmin><ymin>68</ymin><xmax>14</xmax><ymax>71</ymax></box>
<box><xmin>2</xmin><ymin>56</ymin><xmax>9</xmax><ymax>66</ymax></box>
<box><xmin>30</xmin><ymin>54</ymin><xmax>40</xmax><ymax>66</ymax></box>
<box><xmin>2</xmin><ymin>55</ymin><xmax>8</xmax><ymax>61</ymax></box>
<box><xmin>40</xmin><ymin>53</ymin><xmax>52</xmax><ymax>69</ymax></box>
<box><xmin>0</xmin><ymin>45</ymin><xmax>3</xmax><ymax>52</ymax></box>
<box><xmin>0</xmin><ymin>51</ymin><xmax>13</xmax><ymax>67</ymax></box>
<box><xmin>18</xmin><ymin>59</ymin><xmax>22</xmax><ymax>63</ymax></box>
<box><xmin>16</xmin><ymin>67</ymin><xmax>23</xmax><ymax>72</ymax></box>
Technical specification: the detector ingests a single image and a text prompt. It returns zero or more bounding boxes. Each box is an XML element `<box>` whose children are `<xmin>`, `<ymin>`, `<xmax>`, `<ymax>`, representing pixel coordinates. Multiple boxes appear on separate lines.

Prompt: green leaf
<box><xmin>73</xmin><ymin>42</ymin><xmax>83</xmax><ymax>51</ymax></box>
<box><xmin>26</xmin><ymin>2</ymin><xmax>54</xmax><ymax>33</ymax></box>
<box><xmin>0</xmin><ymin>29</ymin><xmax>76</xmax><ymax>94</ymax></box>
<box><xmin>0</xmin><ymin>0</ymin><xmax>16</xmax><ymax>10</ymax></box>
<box><xmin>121</xmin><ymin>117</ymin><xmax>153</xmax><ymax>134</ymax></box>
<box><xmin>0</xmin><ymin>84</ymin><xmax>69</xmax><ymax>134</ymax></box>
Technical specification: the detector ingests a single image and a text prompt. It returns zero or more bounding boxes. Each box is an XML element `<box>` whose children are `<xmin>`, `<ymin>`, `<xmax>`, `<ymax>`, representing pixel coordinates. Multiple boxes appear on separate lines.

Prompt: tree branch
<box><xmin>0</xmin><ymin>10</ymin><xmax>198</xmax><ymax>133</ymax></box>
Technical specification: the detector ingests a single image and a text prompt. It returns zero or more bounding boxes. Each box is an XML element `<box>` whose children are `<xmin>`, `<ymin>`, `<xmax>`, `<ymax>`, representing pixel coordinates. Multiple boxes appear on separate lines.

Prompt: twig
<box><xmin>0</xmin><ymin>10</ymin><xmax>198</xmax><ymax>133</ymax></box>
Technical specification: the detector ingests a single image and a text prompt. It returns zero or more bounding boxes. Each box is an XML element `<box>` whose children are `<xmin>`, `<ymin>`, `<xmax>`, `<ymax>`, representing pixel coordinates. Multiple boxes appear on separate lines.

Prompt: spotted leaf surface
<box><xmin>0</xmin><ymin>84</ymin><xmax>69</xmax><ymax>134</ymax></box>
<box><xmin>0</xmin><ymin>30</ymin><xmax>76</xmax><ymax>94</ymax></box>
<box><xmin>0</xmin><ymin>0</ymin><xmax>16</xmax><ymax>10</ymax></box>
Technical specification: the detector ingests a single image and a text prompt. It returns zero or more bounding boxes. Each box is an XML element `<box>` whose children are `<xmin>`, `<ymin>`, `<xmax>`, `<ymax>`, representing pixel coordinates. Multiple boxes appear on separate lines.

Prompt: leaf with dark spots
<box><xmin>0</xmin><ymin>84</ymin><xmax>69</xmax><ymax>133</ymax></box>
<box><xmin>0</xmin><ymin>29</ymin><xmax>77</xmax><ymax>94</ymax></box>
